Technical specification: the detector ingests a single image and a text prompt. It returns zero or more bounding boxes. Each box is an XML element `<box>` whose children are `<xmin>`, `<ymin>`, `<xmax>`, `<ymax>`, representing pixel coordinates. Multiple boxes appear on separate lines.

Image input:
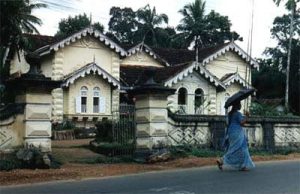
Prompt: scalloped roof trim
<box><xmin>126</xmin><ymin>43</ymin><xmax>170</xmax><ymax>66</ymax></box>
<box><xmin>38</xmin><ymin>27</ymin><xmax>127</xmax><ymax>57</ymax></box>
<box><xmin>62</xmin><ymin>62</ymin><xmax>120</xmax><ymax>89</ymax></box>
<box><xmin>202</xmin><ymin>42</ymin><xmax>259</xmax><ymax>70</ymax></box>
<box><xmin>164</xmin><ymin>62</ymin><xmax>225</xmax><ymax>89</ymax></box>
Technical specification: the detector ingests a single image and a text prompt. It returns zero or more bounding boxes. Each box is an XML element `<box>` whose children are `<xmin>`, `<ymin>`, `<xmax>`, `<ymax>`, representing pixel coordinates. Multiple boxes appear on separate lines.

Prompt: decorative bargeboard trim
<box><xmin>202</xmin><ymin>42</ymin><xmax>259</xmax><ymax>70</ymax></box>
<box><xmin>62</xmin><ymin>63</ymin><xmax>120</xmax><ymax>89</ymax></box>
<box><xmin>38</xmin><ymin>27</ymin><xmax>127</xmax><ymax>57</ymax></box>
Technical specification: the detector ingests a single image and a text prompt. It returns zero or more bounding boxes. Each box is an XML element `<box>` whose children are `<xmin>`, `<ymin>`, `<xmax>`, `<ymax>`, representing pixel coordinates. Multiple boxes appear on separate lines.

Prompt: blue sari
<box><xmin>223</xmin><ymin>111</ymin><xmax>255</xmax><ymax>170</ymax></box>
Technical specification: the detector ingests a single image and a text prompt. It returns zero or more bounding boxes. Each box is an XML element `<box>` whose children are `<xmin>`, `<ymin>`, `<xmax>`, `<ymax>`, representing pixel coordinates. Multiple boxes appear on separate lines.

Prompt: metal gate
<box><xmin>112</xmin><ymin>104</ymin><xmax>136</xmax><ymax>156</ymax></box>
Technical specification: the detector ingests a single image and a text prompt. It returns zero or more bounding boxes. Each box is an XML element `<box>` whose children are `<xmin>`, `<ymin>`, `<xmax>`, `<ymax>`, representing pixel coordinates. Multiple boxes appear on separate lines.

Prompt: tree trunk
<box><xmin>285</xmin><ymin>6</ymin><xmax>295</xmax><ymax>112</ymax></box>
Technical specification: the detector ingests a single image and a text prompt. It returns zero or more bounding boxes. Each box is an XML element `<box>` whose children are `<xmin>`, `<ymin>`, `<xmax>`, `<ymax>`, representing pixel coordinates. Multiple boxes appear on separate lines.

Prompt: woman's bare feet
<box><xmin>216</xmin><ymin>159</ymin><xmax>223</xmax><ymax>171</ymax></box>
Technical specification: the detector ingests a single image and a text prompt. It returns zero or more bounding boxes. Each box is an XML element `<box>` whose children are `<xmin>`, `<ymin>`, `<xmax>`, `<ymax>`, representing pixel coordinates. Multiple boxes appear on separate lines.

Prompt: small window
<box><xmin>178</xmin><ymin>87</ymin><xmax>187</xmax><ymax>105</ymax></box>
<box><xmin>93</xmin><ymin>87</ymin><xmax>100</xmax><ymax>113</ymax></box>
<box><xmin>195</xmin><ymin>88</ymin><xmax>204</xmax><ymax>114</ymax></box>
<box><xmin>80</xmin><ymin>86</ymin><xmax>88</xmax><ymax>113</ymax></box>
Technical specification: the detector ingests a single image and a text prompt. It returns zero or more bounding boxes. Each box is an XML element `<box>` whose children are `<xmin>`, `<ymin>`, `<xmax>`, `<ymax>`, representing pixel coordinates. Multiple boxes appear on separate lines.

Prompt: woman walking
<box><xmin>217</xmin><ymin>101</ymin><xmax>255</xmax><ymax>171</ymax></box>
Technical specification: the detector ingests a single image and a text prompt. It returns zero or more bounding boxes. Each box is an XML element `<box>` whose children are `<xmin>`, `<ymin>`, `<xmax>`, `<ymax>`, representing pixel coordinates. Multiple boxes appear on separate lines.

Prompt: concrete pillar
<box><xmin>9</xmin><ymin>74</ymin><xmax>61</xmax><ymax>152</ymax></box>
<box><xmin>131</xmin><ymin>71</ymin><xmax>175</xmax><ymax>159</ymax></box>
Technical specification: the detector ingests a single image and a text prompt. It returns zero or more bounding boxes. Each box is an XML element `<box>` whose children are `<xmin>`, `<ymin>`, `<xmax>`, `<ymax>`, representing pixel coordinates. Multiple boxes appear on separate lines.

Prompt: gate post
<box><xmin>6</xmin><ymin>54</ymin><xmax>61</xmax><ymax>152</ymax></box>
<box><xmin>131</xmin><ymin>70</ymin><xmax>175</xmax><ymax>160</ymax></box>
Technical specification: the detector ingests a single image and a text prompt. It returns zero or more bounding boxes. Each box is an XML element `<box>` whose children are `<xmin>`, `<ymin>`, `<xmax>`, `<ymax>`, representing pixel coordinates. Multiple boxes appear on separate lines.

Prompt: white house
<box><xmin>6</xmin><ymin>26</ymin><xmax>259</xmax><ymax>127</ymax></box>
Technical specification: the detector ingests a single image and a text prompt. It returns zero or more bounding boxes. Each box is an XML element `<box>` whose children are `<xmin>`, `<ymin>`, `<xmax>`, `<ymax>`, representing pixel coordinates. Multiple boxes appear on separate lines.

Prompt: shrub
<box><xmin>90</xmin><ymin>141</ymin><xmax>135</xmax><ymax>156</ymax></box>
<box><xmin>52</xmin><ymin>119</ymin><xmax>75</xmax><ymax>131</ymax></box>
<box><xmin>95</xmin><ymin>119</ymin><xmax>113</xmax><ymax>142</ymax></box>
<box><xmin>0</xmin><ymin>158</ymin><xmax>23</xmax><ymax>171</ymax></box>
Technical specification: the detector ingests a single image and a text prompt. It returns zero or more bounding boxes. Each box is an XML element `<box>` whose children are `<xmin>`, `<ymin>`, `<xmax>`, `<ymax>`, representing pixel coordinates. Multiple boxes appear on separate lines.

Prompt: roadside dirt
<box><xmin>1</xmin><ymin>139</ymin><xmax>300</xmax><ymax>186</ymax></box>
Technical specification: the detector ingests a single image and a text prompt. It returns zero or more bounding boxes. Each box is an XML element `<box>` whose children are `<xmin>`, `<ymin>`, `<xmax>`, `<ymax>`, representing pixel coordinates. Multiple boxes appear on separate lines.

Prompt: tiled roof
<box><xmin>120</xmin><ymin>63</ymin><xmax>225</xmax><ymax>90</ymax></box>
<box><xmin>23</xmin><ymin>34</ymin><xmax>59</xmax><ymax>52</ymax></box>
<box><xmin>120</xmin><ymin>64</ymin><xmax>189</xmax><ymax>87</ymax></box>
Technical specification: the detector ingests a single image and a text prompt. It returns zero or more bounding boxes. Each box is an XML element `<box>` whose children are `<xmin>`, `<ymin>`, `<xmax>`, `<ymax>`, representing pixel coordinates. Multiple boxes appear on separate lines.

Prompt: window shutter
<box><xmin>76</xmin><ymin>96</ymin><xmax>81</xmax><ymax>113</ymax></box>
<box><xmin>99</xmin><ymin>97</ymin><xmax>106</xmax><ymax>113</ymax></box>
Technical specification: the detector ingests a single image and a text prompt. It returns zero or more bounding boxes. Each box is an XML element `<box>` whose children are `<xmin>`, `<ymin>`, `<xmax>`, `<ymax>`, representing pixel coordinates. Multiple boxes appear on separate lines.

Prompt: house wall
<box><xmin>167</xmin><ymin>72</ymin><xmax>213</xmax><ymax>115</ymax></box>
<box><xmin>121</xmin><ymin>52</ymin><xmax>164</xmax><ymax>67</ymax></box>
<box><xmin>216</xmin><ymin>83</ymin><xmax>245</xmax><ymax>115</ymax></box>
<box><xmin>62</xmin><ymin>36</ymin><xmax>114</xmax><ymax>76</ymax></box>
<box><xmin>65</xmin><ymin>74</ymin><xmax>112</xmax><ymax>117</ymax></box>
<box><xmin>205</xmin><ymin>51</ymin><xmax>249</xmax><ymax>80</ymax></box>
<box><xmin>46</xmin><ymin>35</ymin><xmax>121</xmax><ymax>122</ymax></box>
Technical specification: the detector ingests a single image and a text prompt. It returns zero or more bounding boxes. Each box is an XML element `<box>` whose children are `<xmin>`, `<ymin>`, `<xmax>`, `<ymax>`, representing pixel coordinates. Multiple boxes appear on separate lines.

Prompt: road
<box><xmin>1</xmin><ymin>160</ymin><xmax>300</xmax><ymax>194</ymax></box>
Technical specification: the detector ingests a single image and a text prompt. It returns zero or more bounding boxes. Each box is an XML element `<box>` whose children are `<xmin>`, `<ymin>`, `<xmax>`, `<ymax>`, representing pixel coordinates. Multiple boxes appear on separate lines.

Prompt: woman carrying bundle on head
<box><xmin>217</xmin><ymin>101</ymin><xmax>255</xmax><ymax>171</ymax></box>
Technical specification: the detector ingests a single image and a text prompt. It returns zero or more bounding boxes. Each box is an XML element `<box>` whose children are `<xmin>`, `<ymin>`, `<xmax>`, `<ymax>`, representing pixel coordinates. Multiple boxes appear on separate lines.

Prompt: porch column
<box><xmin>131</xmin><ymin>70</ymin><xmax>175</xmax><ymax>159</ymax></box>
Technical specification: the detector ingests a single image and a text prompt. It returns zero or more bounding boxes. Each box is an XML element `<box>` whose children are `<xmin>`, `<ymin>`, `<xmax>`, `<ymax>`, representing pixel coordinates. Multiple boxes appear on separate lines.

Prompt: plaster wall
<box><xmin>168</xmin><ymin>72</ymin><xmax>212</xmax><ymax>115</ymax></box>
<box><xmin>205</xmin><ymin>51</ymin><xmax>248</xmax><ymax>80</ymax></box>
<box><xmin>62</xmin><ymin>36</ymin><xmax>114</xmax><ymax>76</ymax></box>
<box><xmin>65</xmin><ymin>74</ymin><xmax>112</xmax><ymax>116</ymax></box>
<box><xmin>0</xmin><ymin>114</ymin><xmax>25</xmax><ymax>151</ymax></box>
<box><xmin>216</xmin><ymin>83</ymin><xmax>245</xmax><ymax>115</ymax></box>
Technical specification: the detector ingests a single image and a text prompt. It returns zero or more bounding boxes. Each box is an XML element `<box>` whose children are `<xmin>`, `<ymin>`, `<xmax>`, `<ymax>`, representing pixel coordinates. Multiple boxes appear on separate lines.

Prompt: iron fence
<box><xmin>111</xmin><ymin>104</ymin><xmax>136</xmax><ymax>156</ymax></box>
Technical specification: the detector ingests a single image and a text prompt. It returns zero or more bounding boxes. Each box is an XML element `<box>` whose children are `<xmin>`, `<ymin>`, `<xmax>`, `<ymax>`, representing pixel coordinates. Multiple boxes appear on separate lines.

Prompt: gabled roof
<box><xmin>63</xmin><ymin>63</ymin><xmax>120</xmax><ymax>88</ymax></box>
<box><xmin>35</xmin><ymin>26</ymin><xmax>127</xmax><ymax>57</ymax></box>
<box><xmin>126</xmin><ymin>43</ymin><xmax>170</xmax><ymax>66</ymax></box>
<box><xmin>164</xmin><ymin>62</ymin><xmax>226</xmax><ymax>89</ymax></box>
<box><xmin>201</xmin><ymin>41</ymin><xmax>259</xmax><ymax>70</ymax></box>
<box><xmin>220</xmin><ymin>72</ymin><xmax>251</xmax><ymax>88</ymax></box>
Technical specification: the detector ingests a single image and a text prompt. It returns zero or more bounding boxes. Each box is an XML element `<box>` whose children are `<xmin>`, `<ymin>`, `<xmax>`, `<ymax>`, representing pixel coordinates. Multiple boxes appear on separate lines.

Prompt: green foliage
<box><xmin>95</xmin><ymin>155</ymin><xmax>134</xmax><ymax>164</ymax></box>
<box><xmin>0</xmin><ymin>0</ymin><xmax>46</xmax><ymax>47</ymax></box>
<box><xmin>55</xmin><ymin>13</ymin><xmax>104</xmax><ymax>39</ymax></box>
<box><xmin>90</xmin><ymin>141</ymin><xmax>135</xmax><ymax>156</ymax></box>
<box><xmin>0</xmin><ymin>156</ymin><xmax>23</xmax><ymax>171</ymax></box>
<box><xmin>177</xmin><ymin>0</ymin><xmax>240</xmax><ymax>48</ymax></box>
<box><xmin>250</xmin><ymin>102</ymin><xmax>284</xmax><ymax>116</ymax></box>
<box><xmin>95</xmin><ymin>119</ymin><xmax>113</xmax><ymax>142</ymax></box>
<box><xmin>252</xmin><ymin>58</ymin><xmax>285</xmax><ymax>99</ymax></box>
<box><xmin>263</xmin><ymin>11</ymin><xmax>300</xmax><ymax>114</ymax></box>
<box><xmin>108</xmin><ymin>7</ymin><xmax>137</xmax><ymax>44</ymax></box>
<box><xmin>52</xmin><ymin>119</ymin><xmax>75</xmax><ymax>131</ymax></box>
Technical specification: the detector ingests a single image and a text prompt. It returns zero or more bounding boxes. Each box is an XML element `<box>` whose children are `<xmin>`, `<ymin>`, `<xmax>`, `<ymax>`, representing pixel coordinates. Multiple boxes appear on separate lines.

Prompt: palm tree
<box><xmin>0</xmin><ymin>0</ymin><xmax>46</xmax><ymax>103</ymax></box>
<box><xmin>0</xmin><ymin>0</ymin><xmax>46</xmax><ymax>48</ymax></box>
<box><xmin>177</xmin><ymin>0</ymin><xmax>206</xmax><ymax>48</ymax></box>
<box><xmin>273</xmin><ymin>0</ymin><xmax>299</xmax><ymax>112</ymax></box>
<box><xmin>136</xmin><ymin>4</ymin><xmax>168</xmax><ymax>46</ymax></box>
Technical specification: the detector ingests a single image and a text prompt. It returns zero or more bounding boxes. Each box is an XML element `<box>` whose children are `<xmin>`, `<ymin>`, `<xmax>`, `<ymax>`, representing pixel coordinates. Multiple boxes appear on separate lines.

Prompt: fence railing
<box><xmin>111</xmin><ymin>104</ymin><xmax>136</xmax><ymax>156</ymax></box>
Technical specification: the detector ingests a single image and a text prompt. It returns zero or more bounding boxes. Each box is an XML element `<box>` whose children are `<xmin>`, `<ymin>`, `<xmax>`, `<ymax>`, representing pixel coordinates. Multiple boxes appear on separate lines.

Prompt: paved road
<box><xmin>1</xmin><ymin>160</ymin><xmax>300</xmax><ymax>194</ymax></box>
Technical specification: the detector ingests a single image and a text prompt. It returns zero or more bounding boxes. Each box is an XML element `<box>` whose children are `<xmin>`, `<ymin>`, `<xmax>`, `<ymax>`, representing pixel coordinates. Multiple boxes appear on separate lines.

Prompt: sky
<box><xmin>32</xmin><ymin>0</ymin><xmax>288</xmax><ymax>58</ymax></box>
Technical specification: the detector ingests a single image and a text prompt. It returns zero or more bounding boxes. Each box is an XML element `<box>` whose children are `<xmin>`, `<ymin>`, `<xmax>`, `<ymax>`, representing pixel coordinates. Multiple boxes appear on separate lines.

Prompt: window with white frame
<box><xmin>195</xmin><ymin>88</ymin><xmax>204</xmax><ymax>114</ymax></box>
<box><xmin>93</xmin><ymin>87</ymin><xmax>100</xmax><ymax>113</ymax></box>
<box><xmin>177</xmin><ymin>87</ymin><xmax>188</xmax><ymax>114</ymax></box>
<box><xmin>80</xmin><ymin>86</ymin><xmax>88</xmax><ymax>113</ymax></box>
<box><xmin>76</xmin><ymin>86</ymin><xmax>88</xmax><ymax>113</ymax></box>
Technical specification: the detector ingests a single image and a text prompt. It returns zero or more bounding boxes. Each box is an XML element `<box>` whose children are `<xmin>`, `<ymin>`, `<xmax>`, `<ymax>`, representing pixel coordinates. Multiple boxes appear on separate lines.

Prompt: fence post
<box><xmin>130</xmin><ymin>70</ymin><xmax>175</xmax><ymax>161</ymax></box>
<box><xmin>262</xmin><ymin>122</ymin><xmax>275</xmax><ymax>152</ymax></box>
<box><xmin>209</xmin><ymin>119</ymin><xmax>226</xmax><ymax>150</ymax></box>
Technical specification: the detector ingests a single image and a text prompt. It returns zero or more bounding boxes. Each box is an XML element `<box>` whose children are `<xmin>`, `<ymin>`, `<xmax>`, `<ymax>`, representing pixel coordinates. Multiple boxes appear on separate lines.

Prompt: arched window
<box><xmin>93</xmin><ymin>87</ymin><xmax>100</xmax><ymax>113</ymax></box>
<box><xmin>178</xmin><ymin>87</ymin><xmax>187</xmax><ymax>105</ymax></box>
<box><xmin>178</xmin><ymin>87</ymin><xmax>188</xmax><ymax>114</ymax></box>
<box><xmin>80</xmin><ymin>86</ymin><xmax>88</xmax><ymax>113</ymax></box>
<box><xmin>195</xmin><ymin>88</ymin><xmax>204</xmax><ymax>114</ymax></box>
